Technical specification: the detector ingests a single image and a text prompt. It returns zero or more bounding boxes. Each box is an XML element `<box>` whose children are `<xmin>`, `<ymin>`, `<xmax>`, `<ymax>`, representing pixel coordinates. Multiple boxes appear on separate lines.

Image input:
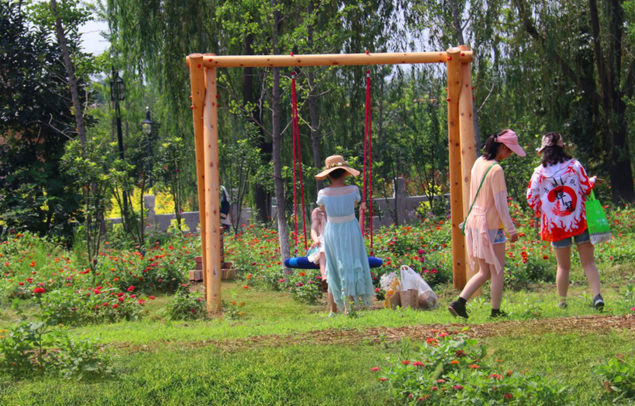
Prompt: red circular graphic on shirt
<box><xmin>547</xmin><ymin>186</ymin><xmax>577</xmax><ymax>216</ymax></box>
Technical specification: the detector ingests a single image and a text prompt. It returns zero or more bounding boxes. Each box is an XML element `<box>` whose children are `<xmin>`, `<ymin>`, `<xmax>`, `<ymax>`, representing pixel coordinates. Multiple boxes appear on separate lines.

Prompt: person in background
<box><xmin>220</xmin><ymin>186</ymin><xmax>232</xmax><ymax>233</ymax></box>
<box><xmin>308</xmin><ymin>207</ymin><xmax>338</xmax><ymax>314</ymax></box>
<box><xmin>526</xmin><ymin>132</ymin><xmax>603</xmax><ymax>310</ymax></box>
<box><xmin>448</xmin><ymin>129</ymin><xmax>525</xmax><ymax>319</ymax></box>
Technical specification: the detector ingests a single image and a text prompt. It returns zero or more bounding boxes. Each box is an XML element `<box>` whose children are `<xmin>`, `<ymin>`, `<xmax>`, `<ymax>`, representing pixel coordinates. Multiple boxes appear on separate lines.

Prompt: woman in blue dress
<box><xmin>315</xmin><ymin>155</ymin><xmax>375</xmax><ymax>313</ymax></box>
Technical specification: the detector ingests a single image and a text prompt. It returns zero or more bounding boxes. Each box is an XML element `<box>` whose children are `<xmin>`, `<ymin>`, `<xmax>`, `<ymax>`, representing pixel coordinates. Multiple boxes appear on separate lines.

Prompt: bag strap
<box><xmin>462</xmin><ymin>162</ymin><xmax>499</xmax><ymax>235</ymax></box>
<box><xmin>588</xmin><ymin>190</ymin><xmax>597</xmax><ymax>202</ymax></box>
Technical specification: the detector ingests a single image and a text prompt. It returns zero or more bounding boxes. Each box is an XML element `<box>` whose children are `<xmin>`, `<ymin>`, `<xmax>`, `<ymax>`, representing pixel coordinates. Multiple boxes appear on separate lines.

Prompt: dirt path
<box><xmin>119</xmin><ymin>314</ymin><xmax>635</xmax><ymax>353</ymax></box>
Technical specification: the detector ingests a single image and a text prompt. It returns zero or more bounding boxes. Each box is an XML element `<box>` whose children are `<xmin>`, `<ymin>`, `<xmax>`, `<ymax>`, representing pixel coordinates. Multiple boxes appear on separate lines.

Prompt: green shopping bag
<box><xmin>586</xmin><ymin>190</ymin><xmax>611</xmax><ymax>245</ymax></box>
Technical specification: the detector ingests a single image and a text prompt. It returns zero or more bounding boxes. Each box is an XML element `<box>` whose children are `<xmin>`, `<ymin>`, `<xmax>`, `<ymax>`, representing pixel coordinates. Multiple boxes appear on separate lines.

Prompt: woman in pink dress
<box><xmin>448</xmin><ymin>129</ymin><xmax>525</xmax><ymax>319</ymax></box>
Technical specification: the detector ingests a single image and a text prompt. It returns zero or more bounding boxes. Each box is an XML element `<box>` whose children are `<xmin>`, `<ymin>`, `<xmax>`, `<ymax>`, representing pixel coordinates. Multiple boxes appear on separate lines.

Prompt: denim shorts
<box><xmin>492</xmin><ymin>229</ymin><xmax>506</xmax><ymax>244</ymax></box>
<box><xmin>551</xmin><ymin>229</ymin><xmax>591</xmax><ymax>249</ymax></box>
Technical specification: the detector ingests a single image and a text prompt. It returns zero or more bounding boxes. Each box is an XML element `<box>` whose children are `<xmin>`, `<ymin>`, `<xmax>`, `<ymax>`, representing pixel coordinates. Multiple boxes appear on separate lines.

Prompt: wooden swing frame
<box><xmin>186</xmin><ymin>46</ymin><xmax>477</xmax><ymax>312</ymax></box>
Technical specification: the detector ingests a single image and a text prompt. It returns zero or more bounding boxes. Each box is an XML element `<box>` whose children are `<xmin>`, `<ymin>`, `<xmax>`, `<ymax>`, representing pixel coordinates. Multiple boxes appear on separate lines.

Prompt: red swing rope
<box><xmin>291</xmin><ymin>71</ymin><xmax>308</xmax><ymax>253</ymax></box>
<box><xmin>363</xmin><ymin>70</ymin><xmax>374</xmax><ymax>255</ymax></box>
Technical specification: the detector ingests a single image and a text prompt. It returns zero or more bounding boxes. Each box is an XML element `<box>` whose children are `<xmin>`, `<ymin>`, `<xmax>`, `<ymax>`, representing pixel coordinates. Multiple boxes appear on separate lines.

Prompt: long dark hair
<box><xmin>482</xmin><ymin>130</ymin><xmax>506</xmax><ymax>160</ymax></box>
<box><xmin>541</xmin><ymin>132</ymin><xmax>572</xmax><ymax>167</ymax></box>
<box><xmin>328</xmin><ymin>168</ymin><xmax>347</xmax><ymax>180</ymax></box>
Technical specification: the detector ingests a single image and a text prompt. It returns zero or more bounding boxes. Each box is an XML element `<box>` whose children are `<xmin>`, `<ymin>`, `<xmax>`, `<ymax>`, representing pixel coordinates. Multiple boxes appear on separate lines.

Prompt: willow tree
<box><xmin>514</xmin><ymin>0</ymin><xmax>635</xmax><ymax>203</ymax></box>
<box><xmin>105</xmin><ymin>0</ymin><xmax>220</xmax><ymax>208</ymax></box>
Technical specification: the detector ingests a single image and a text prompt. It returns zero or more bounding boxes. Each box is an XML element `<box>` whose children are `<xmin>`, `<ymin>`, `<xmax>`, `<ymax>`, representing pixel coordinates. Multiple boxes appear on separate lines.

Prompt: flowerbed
<box><xmin>0</xmin><ymin>231</ymin><xmax>197</xmax><ymax>324</ymax></box>
<box><xmin>226</xmin><ymin>202</ymin><xmax>635</xmax><ymax>303</ymax></box>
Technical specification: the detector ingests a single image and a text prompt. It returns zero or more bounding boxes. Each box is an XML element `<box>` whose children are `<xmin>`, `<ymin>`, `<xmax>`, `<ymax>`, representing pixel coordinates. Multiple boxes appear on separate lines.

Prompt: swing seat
<box><xmin>285</xmin><ymin>256</ymin><xmax>383</xmax><ymax>269</ymax></box>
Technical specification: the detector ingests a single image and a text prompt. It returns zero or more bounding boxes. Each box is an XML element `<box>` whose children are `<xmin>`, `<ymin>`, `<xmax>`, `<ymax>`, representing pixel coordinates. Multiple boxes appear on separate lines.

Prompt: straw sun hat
<box><xmin>314</xmin><ymin>155</ymin><xmax>360</xmax><ymax>180</ymax></box>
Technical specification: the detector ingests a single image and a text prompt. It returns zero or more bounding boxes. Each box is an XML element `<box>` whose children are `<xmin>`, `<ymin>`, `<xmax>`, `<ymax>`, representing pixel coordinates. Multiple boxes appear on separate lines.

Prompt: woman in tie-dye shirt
<box><xmin>526</xmin><ymin>132</ymin><xmax>604</xmax><ymax>310</ymax></box>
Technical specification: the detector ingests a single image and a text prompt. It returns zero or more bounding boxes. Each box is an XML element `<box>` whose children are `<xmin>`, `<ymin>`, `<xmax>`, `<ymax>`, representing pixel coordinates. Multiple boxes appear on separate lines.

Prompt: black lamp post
<box><xmin>110</xmin><ymin>66</ymin><xmax>129</xmax><ymax>226</ymax></box>
<box><xmin>141</xmin><ymin>106</ymin><xmax>153</xmax><ymax>188</ymax></box>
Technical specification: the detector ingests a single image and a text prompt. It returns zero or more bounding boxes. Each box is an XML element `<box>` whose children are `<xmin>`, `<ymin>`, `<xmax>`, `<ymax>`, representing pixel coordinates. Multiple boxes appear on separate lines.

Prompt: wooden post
<box><xmin>458</xmin><ymin>45</ymin><xmax>479</xmax><ymax>293</ymax></box>
<box><xmin>187</xmin><ymin>54</ymin><xmax>209</xmax><ymax>291</ymax></box>
<box><xmin>446</xmin><ymin>47</ymin><xmax>466</xmax><ymax>290</ymax></box>
<box><xmin>203</xmin><ymin>67</ymin><xmax>222</xmax><ymax>312</ymax></box>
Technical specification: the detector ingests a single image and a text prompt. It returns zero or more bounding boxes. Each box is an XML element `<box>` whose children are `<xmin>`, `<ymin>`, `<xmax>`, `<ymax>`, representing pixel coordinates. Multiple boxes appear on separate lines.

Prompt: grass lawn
<box><xmin>1</xmin><ymin>273</ymin><xmax>635</xmax><ymax>406</ymax></box>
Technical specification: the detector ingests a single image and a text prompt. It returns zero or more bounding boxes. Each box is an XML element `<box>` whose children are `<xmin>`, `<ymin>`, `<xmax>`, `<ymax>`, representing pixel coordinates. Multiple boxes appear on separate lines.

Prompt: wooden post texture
<box><xmin>187</xmin><ymin>54</ymin><xmax>209</xmax><ymax>291</ymax></box>
<box><xmin>203</xmin><ymin>67</ymin><xmax>222</xmax><ymax>312</ymax></box>
<box><xmin>446</xmin><ymin>47</ymin><xmax>466</xmax><ymax>290</ymax></box>
<box><xmin>458</xmin><ymin>46</ymin><xmax>479</xmax><ymax>293</ymax></box>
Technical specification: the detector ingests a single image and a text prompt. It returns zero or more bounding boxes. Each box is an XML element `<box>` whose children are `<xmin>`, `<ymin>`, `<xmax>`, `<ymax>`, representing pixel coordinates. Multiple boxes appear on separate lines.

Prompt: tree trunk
<box><xmin>271</xmin><ymin>0</ymin><xmax>291</xmax><ymax>263</ymax></box>
<box><xmin>588</xmin><ymin>0</ymin><xmax>635</xmax><ymax>203</ymax></box>
<box><xmin>243</xmin><ymin>33</ymin><xmax>272</xmax><ymax>223</ymax></box>
<box><xmin>50</xmin><ymin>0</ymin><xmax>86</xmax><ymax>147</ymax></box>
<box><xmin>448</xmin><ymin>0</ymin><xmax>465</xmax><ymax>45</ymax></box>
<box><xmin>607</xmin><ymin>0</ymin><xmax>635</xmax><ymax>203</ymax></box>
<box><xmin>307</xmin><ymin>71</ymin><xmax>323</xmax><ymax>191</ymax></box>
<box><xmin>448</xmin><ymin>0</ymin><xmax>481</xmax><ymax>154</ymax></box>
<box><xmin>306</xmin><ymin>2</ymin><xmax>323</xmax><ymax>191</ymax></box>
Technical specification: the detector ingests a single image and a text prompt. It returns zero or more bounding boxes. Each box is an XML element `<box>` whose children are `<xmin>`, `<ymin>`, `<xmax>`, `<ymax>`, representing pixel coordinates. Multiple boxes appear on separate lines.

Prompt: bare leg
<box><xmin>320</xmin><ymin>253</ymin><xmax>337</xmax><ymax>313</ymax></box>
<box><xmin>577</xmin><ymin>242</ymin><xmax>601</xmax><ymax>296</ymax></box>
<box><xmin>554</xmin><ymin>246</ymin><xmax>572</xmax><ymax>298</ymax></box>
<box><xmin>460</xmin><ymin>258</ymin><xmax>492</xmax><ymax>300</ymax></box>
<box><xmin>489</xmin><ymin>243</ymin><xmax>506</xmax><ymax>309</ymax></box>
<box><xmin>319</xmin><ymin>253</ymin><xmax>327</xmax><ymax>280</ymax></box>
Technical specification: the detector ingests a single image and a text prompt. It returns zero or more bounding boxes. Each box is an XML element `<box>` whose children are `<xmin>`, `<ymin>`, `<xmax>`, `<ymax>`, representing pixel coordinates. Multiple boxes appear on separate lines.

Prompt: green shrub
<box><xmin>594</xmin><ymin>354</ymin><xmax>635</xmax><ymax>401</ymax></box>
<box><xmin>162</xmin><ymin>287</ymin><xmax>207</xmax><ymax>320</ymax></box>
<box><xmin>380</xmin><ymin>330</ymin><xmax>573</xmax><ymax>405</ymax></box>
<box><xmin>0</xmin><ymin>320</ymin><xmax>111</xmax><ymax>380</ymax></box>
<box><xmin>286</xmin><ymin>268</ymin><xmax>323</xmax><ymax>305</ymax></box>
<box><xmin>38</xmin><ymin>287</ymin><xmax>144</xmax><ymax>325</ymax></box>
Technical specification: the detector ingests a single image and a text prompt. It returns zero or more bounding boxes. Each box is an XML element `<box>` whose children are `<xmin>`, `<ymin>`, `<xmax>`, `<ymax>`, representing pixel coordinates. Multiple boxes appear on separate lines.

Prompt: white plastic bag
<box><xmin>380</xmin><ymin>272</ymin><xmax>399</xmax><ymax>292</ymax></box>
<box><xmin>400</xmin><ymin>265</ymin><xmax>438</xmax><ymax>310</ymax></box>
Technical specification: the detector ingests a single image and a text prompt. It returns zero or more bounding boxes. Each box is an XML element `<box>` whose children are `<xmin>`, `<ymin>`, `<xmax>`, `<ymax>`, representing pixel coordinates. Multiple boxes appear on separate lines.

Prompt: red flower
<box><xmin>103</xmin><ymin>303</ymin><xmax>110</xmax><ymax>307</ymax></box>
<box><xmin>504</xmin><ymin>393</ymin><xmax>513</xmax><ymax>400</ymax></box>
<box><xmin>18</xmin><ymin>282</ymin><xmax>23</xmax><ymax>286</ymax></box>
<box><xmin>117</xmin><ymin>292</ymin><xmax>124</xmax><ymax>297</ymax></box>
<box><xmin>469</xmin><ymin>364</ymin><xmax>480</xmax><ymax>369</ymax></box>
<box><xmin>401</xmin><ymin>360</ymin><xmax>410</xmax><ymax>365</ymax></box>
<box><xmin>378</xmin><ymin>378</ymin><xmax>387</xmax><ymax>382</ymax></box>
<box><xmin>412</xmin><ymin>361</ymin><xmax>424</xmax><ymax>367</ymax></box>
<box><xmin>127</xmin><ymin>286</ymin><xmax>135</xmax><ymax>292</ymax></box>
<box><xmin>454</xmin><ymin>385</ymin><xmax>464</xmax><ymax>391</ymax></box>
<box><xmin>138</xmin><ymin>299</ymin><xmax>146</xmax><ymax>305</ymax></box>
<box><xmin>118</xmin><ymin>297</ymin><xmax>124</xmax><ymax>303</ymax></box>
<box><xmin>370</xmin><ymin>367</ymin><xmax>381</xmax><ymax>372</ymax></box>
<box><xmin>430</xmin><ymin>386</ymin><xmax>438</xmax><ymax>391</ymax></box>
<box><xmin>33</xmin><ymin>287</ymin><xmax>46</xmax><ymax>294</ymax></box>
<box><xmin>148</xmin><ymin>296</ymin><xmax>156</xmax><ymax>300</ymax></box>
<box><xmin>112</xmin><ymin>304</ymin><xmax>119</xmax><ymax>309</ymax></box>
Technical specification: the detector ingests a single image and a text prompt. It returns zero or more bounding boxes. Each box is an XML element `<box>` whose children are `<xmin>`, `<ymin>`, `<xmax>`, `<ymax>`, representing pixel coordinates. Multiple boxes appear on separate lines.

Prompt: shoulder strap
<box><xmin>462</xmin><ymin>162</ymin><xmax>499</xmax><ymax>234</ymax></box>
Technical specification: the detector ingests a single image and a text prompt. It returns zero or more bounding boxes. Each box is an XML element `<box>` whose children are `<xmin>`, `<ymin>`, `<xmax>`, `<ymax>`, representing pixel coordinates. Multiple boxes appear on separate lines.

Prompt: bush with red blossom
<box><xmin>381</xmin><ymin>330</ymin><xmax>573</xmax><ymax>404</ymax></box>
